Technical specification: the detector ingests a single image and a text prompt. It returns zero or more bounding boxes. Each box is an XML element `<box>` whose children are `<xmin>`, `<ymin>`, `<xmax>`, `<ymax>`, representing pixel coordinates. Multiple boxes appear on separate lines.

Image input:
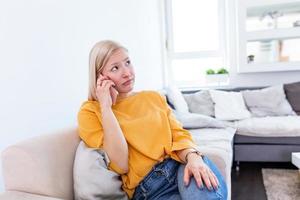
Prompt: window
<box><xmin>164</xmin><ymin>0</ymin><xmax>228</xmax><ymax>88</ymax></box>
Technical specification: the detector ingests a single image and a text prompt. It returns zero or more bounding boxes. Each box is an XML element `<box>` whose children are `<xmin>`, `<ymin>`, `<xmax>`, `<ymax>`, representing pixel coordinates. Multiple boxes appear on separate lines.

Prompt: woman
<box><xmin>78</xmin><ymin>40</ymin><xmax>227</xmax><ymax>200</ymax></box>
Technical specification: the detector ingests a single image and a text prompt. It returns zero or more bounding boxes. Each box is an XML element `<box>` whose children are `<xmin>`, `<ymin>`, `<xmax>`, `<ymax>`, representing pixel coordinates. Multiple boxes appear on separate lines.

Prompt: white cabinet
<box><xmin>236</xmin><ymin>0</ymin><xmax>300</xmax><ymax>73</ymax></box>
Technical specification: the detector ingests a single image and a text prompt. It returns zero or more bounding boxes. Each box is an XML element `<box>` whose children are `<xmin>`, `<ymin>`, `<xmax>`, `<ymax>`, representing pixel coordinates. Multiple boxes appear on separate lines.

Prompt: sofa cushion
<box><xmin>0</xmin><ymin>191</ymin><xmax>63</xmax><ymax>200</ymax></box>
<box><xmin>73</xmin><ymin>141</ymin><xmax>128</xmax><ymax>200</ymax></box>
<box><xmin>166</xmin><ymin>85</ymin><xmax>189</xmax><ymax>113</ymax></box>
<box><xmin>183</xmin><ymin>90</ymin><xmax>215</xmax><ymax>116</ymax></box>
<box><xmin>229</xmin><ymin>116</ymin><xmax>300</xmax><ymax>137</ymax></box>
<box><xmin>242</xmin><ymin>85</ymin><xmax>295</xmax><ymax>117</ymax></box>
<box><xmin>172</xmin><ymin>110</ymin><xmax>225</xmax><ymax>129</ymax></box>
<box><xmin>284</xmin><ymin>81</ymin><xmax>300</xmax><ymax>115</ymax></box>
<box><xmin>209</xmin><ymin>90</ymin><xmax>251</xmax><ymax>121</ymax></box>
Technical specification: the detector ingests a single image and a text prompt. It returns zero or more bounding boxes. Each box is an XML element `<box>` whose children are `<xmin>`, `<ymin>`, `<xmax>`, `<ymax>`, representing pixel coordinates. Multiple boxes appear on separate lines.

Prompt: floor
<box><xmin>231</xmin><ymin>162</ymin><xmax>297</xmax><ymax>200</ymax></box>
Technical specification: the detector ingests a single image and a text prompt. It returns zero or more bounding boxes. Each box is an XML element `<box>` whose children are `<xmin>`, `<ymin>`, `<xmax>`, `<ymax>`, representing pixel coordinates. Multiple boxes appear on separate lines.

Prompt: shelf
<box><xmin>238</xmin><ymin>61</ymin><xmax>300</xmax><ymax>73</ymax></box>
<box><xmin>236</xmin><ymin>0</ymin><xmax>300</xmax><ymax>73</ymax></box>
<box><xmin>246</xmin><ymin>27</ymin><xmax>300</xmax><ymax>41</ymax></box>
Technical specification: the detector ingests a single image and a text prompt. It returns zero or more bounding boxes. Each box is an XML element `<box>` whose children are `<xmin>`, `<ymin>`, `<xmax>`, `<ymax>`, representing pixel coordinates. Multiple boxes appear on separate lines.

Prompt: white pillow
<box><xmin>166</xmin><ymin>85</ymin><xmax>189</xmax><ymax>113</ymax></box>
<box><xmin>209</xmin><ymin>90</ymin><xmax>251</xmax><ymax>121</ymax></box>
<box><xmin>242</xmin><ymin>85</ymin><xmax>296</xmax><ymax>117</ymax></box>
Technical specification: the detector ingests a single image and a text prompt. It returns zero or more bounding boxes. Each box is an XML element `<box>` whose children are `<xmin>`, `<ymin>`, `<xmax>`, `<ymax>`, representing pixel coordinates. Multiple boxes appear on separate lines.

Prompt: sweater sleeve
<box><xmin>77</xmin><ymin>102</ymin><xmax>127</xmax><ymax>175</ymax></box>
<box><xmin>77</xmin><ymin>102</ymin><xmax>104</xmax><ymax>148</ymax></box>
<box><xmin>157</xmin><ymin>93</ymin><xmax>198</xmax><ymax>163</ymax></box>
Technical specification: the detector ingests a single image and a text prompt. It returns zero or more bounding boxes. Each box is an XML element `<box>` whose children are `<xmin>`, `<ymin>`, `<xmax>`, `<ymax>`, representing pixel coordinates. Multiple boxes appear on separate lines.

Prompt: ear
<box><xmin>96</xmin><ymin>72</ymin><xmax>102</xmax><ymax>79</ymax></box>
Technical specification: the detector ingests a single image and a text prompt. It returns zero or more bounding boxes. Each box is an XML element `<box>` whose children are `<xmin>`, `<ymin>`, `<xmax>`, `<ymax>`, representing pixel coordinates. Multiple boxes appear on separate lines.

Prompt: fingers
<box><xmin>101</xmin><ymin>80</ymin><xmax>115</xmax><ymax>89</ymax></box>
<box><xmin>97</xmin><ymin>75</ymin><xmax>116</xmax><ymax>88</ymax></box>
<box><xmin>183</xmin><ymin>166</ymin><xmax>192</xmax><ymax>186</ymax></box>
<box><xmin>110</xmin><ymin>87</ymin><xmax>119</xmax><ymax>105</ymax></box>
<box><xmin>186</xmin><ymin>166</ymin><xmax>219</xmax><ymax>191</ymax></box>
<box><xmin>207</xmin><ymin>170</ymin><xmax>219</xmax><ymax>190</ymax></box>
<box><xmin>200</xmin><ymin>169</ymin><xmax>213</xmax><ymax>190</ymax></box>
<box><xmin>192</xmin><ymin>170</ymin><xmax>204</xmax><ymax>188</ymax></box>
<box><xmin>201</xmin><ymin>168</ymin><xmax>221</xmax><ymax>191</ymax></box>
<box><xmin>95</xmin><ymin>75</ymin><xmax>117</xmax><ymax>107</ymax></box>
<box><xmin>97</xmin><ymin>79</ymin><xmax>115</xmax><ymax>89</ymax></box>
<box><xmin>96</xmin><ymin>75</ymin><xmax>107</xmax><ymax>87</ymax></box>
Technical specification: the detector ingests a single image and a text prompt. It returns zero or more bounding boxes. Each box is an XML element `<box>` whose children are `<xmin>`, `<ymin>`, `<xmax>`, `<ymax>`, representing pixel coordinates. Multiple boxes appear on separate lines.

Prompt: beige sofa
<box><xmin>0</xmin><ymin>127</ymin><xmax>230</xmax><ymax>200</ymax></box>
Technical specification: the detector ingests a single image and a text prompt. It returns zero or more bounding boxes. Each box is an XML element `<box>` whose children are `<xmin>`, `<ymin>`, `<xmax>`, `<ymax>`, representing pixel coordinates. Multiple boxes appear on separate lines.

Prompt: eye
<box><xmin>125</xmin><ymin>60</ymin><xmax>131</xmax><ymax>66</ymax></box>
<box><xmin>111</xmin><ymin>66</ymin><xmax>118</xmax><ymax>72</ymax></box>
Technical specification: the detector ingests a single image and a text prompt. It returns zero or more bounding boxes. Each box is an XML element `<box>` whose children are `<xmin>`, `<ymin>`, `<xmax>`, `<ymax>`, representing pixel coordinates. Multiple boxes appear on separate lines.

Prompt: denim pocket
<box><xmin>132</xmin><ymin>188</ymin><xmax>146</xmax><ymax>200</ymax></box>
<box><xmin>133</xmin><ymin>159</ymin><xmax>180</xmax><ymax>200</ymax></box>
<box><xmin>143</xmin><ymin>168</ymin><xmax>169</xmax><ymax>192</ymax></box>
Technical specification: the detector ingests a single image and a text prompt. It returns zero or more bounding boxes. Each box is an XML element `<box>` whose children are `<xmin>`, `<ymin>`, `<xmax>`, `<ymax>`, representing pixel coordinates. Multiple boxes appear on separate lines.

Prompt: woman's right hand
<box><xmin>96</xmin><ymin>75</ymin><xmax>118</xmax><ymax>108</ymax></box>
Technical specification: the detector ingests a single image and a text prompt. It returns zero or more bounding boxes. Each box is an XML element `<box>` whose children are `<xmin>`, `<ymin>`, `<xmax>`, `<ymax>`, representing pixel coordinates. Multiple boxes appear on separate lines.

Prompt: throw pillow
<box><xmin>172</xmin><ymin>109</ymin><xmax>225</xmax><ymax>129</ymax></box>
<box><xmin>209</xmin><ymin>90</ymin><xmax>251</xmax><ymax>121</ymax></box>
<box><xmin>166</xmin><ymin>85</ymin><xmax>189</xmax><ymax>113</ymax></box>
<box><xmin>242</xmin><ymin>85</ymin><xmax>296</xmax><ymax>117</ymax></box>
<box><xmin>73</xmin><ymin>141</ymin><xmax>128</xmax><ymax>200</ymax></box>
<box><xmin>284</xmin><ymin>81</ymin><xmax>300</xmax><ymax>115</ymax></box>
<box><xmin>183</xmin><ymin>90</ymin><xmax>215</xmax><ymax>117</ymax></box>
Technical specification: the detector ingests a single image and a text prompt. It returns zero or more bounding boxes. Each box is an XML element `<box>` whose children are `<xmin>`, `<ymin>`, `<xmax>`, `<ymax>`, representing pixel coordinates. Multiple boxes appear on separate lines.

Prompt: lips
<box><xmin>123</xmin><ymin>79</ymin><xmax>133</xmax><ymax>86</ymax></box>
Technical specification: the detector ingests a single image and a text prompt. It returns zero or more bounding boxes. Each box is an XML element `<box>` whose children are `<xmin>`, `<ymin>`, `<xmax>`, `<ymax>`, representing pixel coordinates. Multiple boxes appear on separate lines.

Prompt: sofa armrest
<box><xmin>0</xmin><ymin>191</ymin><xmax>63</xmax><ymax>200</ymax></box>
<box><xmin>1</xmin><ymin>127</ymin><xmax>80</xmax><ymax>200</ymax></box>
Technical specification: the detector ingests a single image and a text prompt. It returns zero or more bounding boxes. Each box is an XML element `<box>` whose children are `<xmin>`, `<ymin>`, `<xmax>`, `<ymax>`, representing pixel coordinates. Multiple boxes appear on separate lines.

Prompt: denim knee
<box><xmin>177</xmin><ymin>156</ymin><xmax>228</xmax><ymax>200</ymax></box>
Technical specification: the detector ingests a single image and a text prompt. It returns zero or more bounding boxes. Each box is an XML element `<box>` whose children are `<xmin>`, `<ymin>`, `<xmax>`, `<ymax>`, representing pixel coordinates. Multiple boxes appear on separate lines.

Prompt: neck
<box><xmin>117</xmin><ymin>92</ymin><xmax>133</xmax><ymax>99</ymax></box>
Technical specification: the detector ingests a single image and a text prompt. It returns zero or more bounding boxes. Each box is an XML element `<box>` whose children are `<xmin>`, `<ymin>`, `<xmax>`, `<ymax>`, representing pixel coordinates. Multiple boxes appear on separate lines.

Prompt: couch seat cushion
<box><xmin>189</xmin><ymin>127</ymin><xmax>235</xmax><ymax>166</ymax></box>
<box><xmin>229</xmin><ymin>116</ymin><xmax>300</xmax><ymax>137</ymax></box>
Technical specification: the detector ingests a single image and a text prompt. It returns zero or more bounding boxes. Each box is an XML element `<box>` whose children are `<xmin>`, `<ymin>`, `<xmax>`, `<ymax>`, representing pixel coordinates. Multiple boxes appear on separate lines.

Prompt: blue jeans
<box><xmin>132</xmin><ymin>156</ymin><xmax>227</xmax><ymax>200</ymax></box>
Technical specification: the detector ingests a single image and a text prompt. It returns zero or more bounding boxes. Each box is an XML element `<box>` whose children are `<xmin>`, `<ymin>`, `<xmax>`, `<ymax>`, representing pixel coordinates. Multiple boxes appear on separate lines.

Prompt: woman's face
<box><xmin>100</xmin><ymin>49</ymin><xmax>135</xmax><ymax>94</ymax></box>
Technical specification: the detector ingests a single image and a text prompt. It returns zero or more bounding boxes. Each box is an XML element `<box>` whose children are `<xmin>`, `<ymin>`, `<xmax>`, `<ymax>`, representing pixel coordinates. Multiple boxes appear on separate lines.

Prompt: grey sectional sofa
<box><xmin>218</xmin><ymin>83</ymin><xmax>300</xmax><ymax>170</ymax></box>
<box><xmin>233</xmin><ymin>82</ymin><xmax>300</xmax><ymax>170</ymax></box>
<box><xmin>166</xmin><ymin>81</ymin><xmax>300</xmax><ymax>172</ymax></box>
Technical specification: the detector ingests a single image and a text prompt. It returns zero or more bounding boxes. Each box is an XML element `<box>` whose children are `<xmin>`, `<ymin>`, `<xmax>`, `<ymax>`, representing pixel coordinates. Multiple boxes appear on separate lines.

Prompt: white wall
<box><xmin>0</xmin><ymin>0</ymin><xmax>164</xmax><ymax>192</ymax></box>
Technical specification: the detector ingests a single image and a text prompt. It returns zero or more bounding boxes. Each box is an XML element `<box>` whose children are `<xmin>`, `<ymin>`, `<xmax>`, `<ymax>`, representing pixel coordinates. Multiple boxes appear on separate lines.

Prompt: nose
<box><xmin>122</xmin><ymin>66</ymin><xmax>131</xmax><ymax>78</ymax></box>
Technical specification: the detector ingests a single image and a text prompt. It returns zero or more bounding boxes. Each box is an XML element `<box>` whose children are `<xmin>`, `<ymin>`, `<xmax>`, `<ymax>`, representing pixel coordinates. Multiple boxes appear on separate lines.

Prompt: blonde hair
<box><xmin>88</xmin><ymin>40</ymin><xmax>127</xmax><ymax>101</ymax></box>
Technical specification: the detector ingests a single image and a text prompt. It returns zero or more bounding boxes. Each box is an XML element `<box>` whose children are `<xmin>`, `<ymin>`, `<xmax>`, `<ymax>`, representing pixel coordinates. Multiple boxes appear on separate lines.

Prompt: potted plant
<box><xmin>205</xmin><ymin>68</ymin><xmax>229</xmax><ymax>84</ymax></box>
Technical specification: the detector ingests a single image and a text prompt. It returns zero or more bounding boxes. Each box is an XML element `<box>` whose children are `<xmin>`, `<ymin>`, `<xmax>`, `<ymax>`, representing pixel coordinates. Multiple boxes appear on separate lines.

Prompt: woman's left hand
<box><xmin>183</xmin><ymin>154</ymin><xmax>219</xmax><ymax>190</ymax></box>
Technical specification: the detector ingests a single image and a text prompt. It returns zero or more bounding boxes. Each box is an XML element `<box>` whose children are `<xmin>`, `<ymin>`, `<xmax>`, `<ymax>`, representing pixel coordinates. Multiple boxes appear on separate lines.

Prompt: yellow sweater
<box><xmin>77</xmin><ymin>90</ymin><xmax>197</xmax><ymax>198</ymax></box>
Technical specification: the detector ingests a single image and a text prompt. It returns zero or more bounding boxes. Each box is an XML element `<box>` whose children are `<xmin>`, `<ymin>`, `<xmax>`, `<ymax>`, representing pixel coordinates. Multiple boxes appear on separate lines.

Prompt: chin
<box><xmin>123</xmin><ymin>87</ymin><xmax>134</xmax><ymax>93</ymax></box>
<box><xmin>117</xmin><ymin>86</ymin><xmax>134</xmax><ymax>93</ymax></box>
<box><xmin>120</xmin><ymin>82</ymin><xmax>134</xmax><ymax>91</ymax></box>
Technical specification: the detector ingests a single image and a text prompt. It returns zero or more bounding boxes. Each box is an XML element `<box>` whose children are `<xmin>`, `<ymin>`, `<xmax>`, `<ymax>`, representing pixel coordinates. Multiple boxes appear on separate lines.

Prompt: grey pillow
<box><xmin>242</xmin><ymin>85</ymin><xmax>296</xmax><ymax>117</ymax></box>
<box><xmin>73</xmin><ymin>141</ymin><xmax>128</xmax><ymax>200</ymax></box>
<box><xmin>183</xmin><ymin>90</ymin><xmax>215</xmax><ymax>117</ymax></box>
<box><xmin>172</xmin><ymin>110</ymin><xmax>225</xmax><ymax>129</ymax></box>
<box><xmin>166</xmin><ymin>85</ymin><xmax>189</xmax><ymax>113</ymax></box>
<box><xmin>284</xmin><ymin>81</ymin><xmax>300</xmax><ymax>115</ymax></box>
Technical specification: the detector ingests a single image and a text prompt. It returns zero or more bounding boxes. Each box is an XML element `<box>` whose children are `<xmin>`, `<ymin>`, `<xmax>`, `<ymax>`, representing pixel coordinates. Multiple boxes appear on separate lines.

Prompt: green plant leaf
<box><xmin>206</xmin><ymin>69</ymin><xmax>215</xmax><ymax>75</ymax></box>
<box><xmin>216</xmin><ymin>68</ymin><xmax>228</xmax><ymax>74</ymax></box>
